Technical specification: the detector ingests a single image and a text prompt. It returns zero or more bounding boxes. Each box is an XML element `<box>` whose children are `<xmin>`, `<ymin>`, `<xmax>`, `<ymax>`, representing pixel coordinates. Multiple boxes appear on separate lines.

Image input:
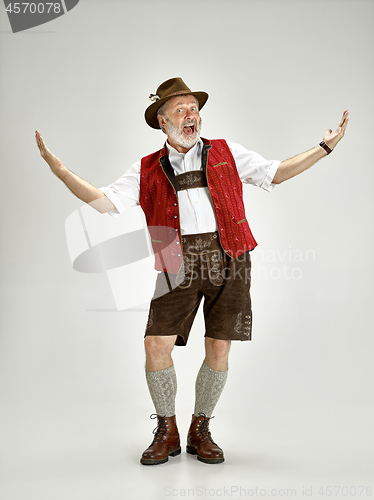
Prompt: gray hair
<box><xmin>157</xmin><ymin>100</ymin><xmax>169</xmax><ymax>134</ymax></box>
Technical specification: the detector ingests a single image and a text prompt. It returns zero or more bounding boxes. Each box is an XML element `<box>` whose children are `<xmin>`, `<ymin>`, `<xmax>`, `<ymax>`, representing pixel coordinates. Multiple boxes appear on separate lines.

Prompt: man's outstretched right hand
<box><xmin>34</xmin><ymin>130</ymin><xmax>114</xmax><ymax>212</ymax></box>
<box><xmin>35</xmin><ymin>130</ymin><xmax>64</xmax><ymax>175</ymax></box>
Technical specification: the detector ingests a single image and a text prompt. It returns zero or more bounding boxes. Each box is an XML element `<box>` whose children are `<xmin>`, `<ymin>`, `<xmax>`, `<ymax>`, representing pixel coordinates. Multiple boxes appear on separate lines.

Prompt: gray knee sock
<box><xmin>194</xmin><ymin>362</ymin><xmax>228</xmax><ymax>418</ymax></box>
<box><xmin>145</xmin><ymin>365</ymin><xmax>177</xmax><ymax>417</ymax></box>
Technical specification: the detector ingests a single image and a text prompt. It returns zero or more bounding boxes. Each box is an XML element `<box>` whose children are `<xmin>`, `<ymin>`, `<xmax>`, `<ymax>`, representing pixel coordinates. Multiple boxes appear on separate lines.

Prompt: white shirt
<box><xmin>100</xmin><ymin>139</ymin><xmax>280</xmax><ymax>235</ymax></box>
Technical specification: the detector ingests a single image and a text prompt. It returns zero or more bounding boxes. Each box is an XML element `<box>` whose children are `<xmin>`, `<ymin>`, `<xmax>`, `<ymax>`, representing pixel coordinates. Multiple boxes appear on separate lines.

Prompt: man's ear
<box><xmin>157</xmin><ymin>114</ymin><xmax>166</xmax><ymax>130</ymax></box>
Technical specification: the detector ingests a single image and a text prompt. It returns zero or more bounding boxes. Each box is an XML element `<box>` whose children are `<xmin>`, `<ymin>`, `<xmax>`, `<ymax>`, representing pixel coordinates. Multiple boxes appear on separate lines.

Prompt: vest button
<box><xmin>174</xmin><ymin>215</ymin><xmax>178</xmax><ymax>218</ymax></box>
<box><xmin>174</xmin><ymin>203</ymin><xmax>177</xmax><ymax>206</ymax></box>
<box><xmin>177</xmin><ymin>254</ymin><xmax>181</xmax><ymax>257</ymax></box>
<box><xmin>175</xmin><ymin>228</ymin><xmax>178</xmax><ymax>232</ymax></box>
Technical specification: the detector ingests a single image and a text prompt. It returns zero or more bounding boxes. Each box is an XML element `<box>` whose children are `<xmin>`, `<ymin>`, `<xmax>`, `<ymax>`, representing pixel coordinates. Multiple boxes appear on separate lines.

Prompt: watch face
<box><xmin>320</xmin><ymin>142</ymin><xmax>331</xmax><ymax>154</ymax></box>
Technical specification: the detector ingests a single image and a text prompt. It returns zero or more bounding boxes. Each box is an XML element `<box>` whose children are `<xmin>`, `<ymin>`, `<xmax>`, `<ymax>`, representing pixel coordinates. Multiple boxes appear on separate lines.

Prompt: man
<box><xmin>35</xmin><ymin>77</ymin><xmax>349</xmax><ymax>466</ymax></box>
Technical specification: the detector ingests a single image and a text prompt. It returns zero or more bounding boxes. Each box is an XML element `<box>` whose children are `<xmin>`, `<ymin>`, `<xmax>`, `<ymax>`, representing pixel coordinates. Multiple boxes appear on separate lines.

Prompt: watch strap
<box><xmin>319</xmin><ymin>141</ymin><xmax>333</xmax><ymax>155</ymax></box>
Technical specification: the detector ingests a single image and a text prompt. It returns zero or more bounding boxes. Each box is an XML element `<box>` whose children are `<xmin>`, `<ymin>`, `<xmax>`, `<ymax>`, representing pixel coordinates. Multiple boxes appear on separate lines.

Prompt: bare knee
<box><xmin>144</xmin><ymin>335</ymin><xmax>176</xmax><ymax>371</ymax></box>
<box><xmin>204</xmin><ymin>338</ymin><xmax>231</xmax><ymax>371</ymax></box>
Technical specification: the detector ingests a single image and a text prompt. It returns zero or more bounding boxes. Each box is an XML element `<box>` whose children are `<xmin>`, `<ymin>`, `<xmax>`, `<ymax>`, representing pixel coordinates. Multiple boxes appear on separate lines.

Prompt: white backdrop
<box><xmin>1</xmin><ymin>1</ymin><xmax>373</xmax><ymax>499</ymax></box>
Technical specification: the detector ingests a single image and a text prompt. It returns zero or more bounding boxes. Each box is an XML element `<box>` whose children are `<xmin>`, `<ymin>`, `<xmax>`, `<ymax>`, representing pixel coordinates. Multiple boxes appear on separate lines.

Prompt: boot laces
<box><xmin>197</xmin><ymin>413</ymin><xmax>214</xmax><ymax>442</ymax></box>
<box><xmin>150</xmin><ymin>413</ymin><xmax>168</xmax><ymax>443</ymax></box>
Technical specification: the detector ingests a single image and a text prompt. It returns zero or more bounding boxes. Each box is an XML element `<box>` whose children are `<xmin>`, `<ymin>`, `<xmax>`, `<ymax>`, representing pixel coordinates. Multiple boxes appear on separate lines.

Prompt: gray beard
<box><xmin>165</xmin><ymin>117</ymin><xmax>202</xmax><ymax>150</ymax></box>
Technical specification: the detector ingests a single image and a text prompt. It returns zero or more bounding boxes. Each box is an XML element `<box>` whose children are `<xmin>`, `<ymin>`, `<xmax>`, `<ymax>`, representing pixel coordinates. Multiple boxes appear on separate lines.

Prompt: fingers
<box><xmin>342</xmin><ymin>110</ymin><xmax>349</xmax><ymax>130</ymax></box>
<box><xmin>332</xmin><ymin>111</ymin><xmax>349</xmax><ymax>140</ymax></box>
<box><xmin>35</xmin><ymin>130</ymin><xmax>47</xmax><ymax>153</ymax></box>
<box><xmin>324</xmin><ymin>110</ymin><xmax>349</xmax><ymax>148</ymax></box>
<box><xmin>35</xmin><ymin>130</ymin><xmax>42</xmax><ymax>146</ymax></box>
<box><xmin>35</xmin><ymin>130</ymin><xmax>52</xmax><ymax>161</ymax></box>
<box><xmin>339</xmin><ymin>111</ymin><xmax>349</xmax><ymax>136</ymax></box>
<box><xmin>338</xmin><ymin>110</ymin><xmax>349</xmax><ymax>128</ymax></box>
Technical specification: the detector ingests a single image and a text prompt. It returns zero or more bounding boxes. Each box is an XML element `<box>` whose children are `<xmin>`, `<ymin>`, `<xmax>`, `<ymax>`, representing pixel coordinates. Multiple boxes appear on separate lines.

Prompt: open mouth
<box><xmin>183</xmin><ymin>124</ymin><xmax>195</xmax><ymax>136</ymax></box>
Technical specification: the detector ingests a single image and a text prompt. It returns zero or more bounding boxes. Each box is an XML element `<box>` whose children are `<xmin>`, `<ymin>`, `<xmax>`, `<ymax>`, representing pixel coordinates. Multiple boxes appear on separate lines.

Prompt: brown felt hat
<box><xmin>145</xmin><ymin>77</ymin><xmax>209</xmax><ymax>129</ymax></box>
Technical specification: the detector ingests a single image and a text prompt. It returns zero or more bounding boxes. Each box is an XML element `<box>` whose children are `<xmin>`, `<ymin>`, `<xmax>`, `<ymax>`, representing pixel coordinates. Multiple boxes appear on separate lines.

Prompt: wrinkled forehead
<box><xmin>165</xmin><ymin>94</ymin><xmax>198</xmax><ymax>111</ymax></box>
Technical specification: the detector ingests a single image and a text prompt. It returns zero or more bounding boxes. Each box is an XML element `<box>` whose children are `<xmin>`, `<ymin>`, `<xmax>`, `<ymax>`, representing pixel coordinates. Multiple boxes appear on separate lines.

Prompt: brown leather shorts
<box><xmin>144</xmin><ymin>232</ymin><xmax>252</xmax><ymax>346</ymax></box>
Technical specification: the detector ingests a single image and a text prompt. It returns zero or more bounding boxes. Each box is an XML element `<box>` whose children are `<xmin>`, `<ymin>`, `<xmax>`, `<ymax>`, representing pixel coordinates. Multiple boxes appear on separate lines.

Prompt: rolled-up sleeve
<box><xmin>227</xmin><ymin>141</ymin><xmax>281</xmax><ymax>192</ymax></box>
<box><xmin>100</xmin><ymin>161</ymin><xmax>141</xmax><ymax>216</ymax></box>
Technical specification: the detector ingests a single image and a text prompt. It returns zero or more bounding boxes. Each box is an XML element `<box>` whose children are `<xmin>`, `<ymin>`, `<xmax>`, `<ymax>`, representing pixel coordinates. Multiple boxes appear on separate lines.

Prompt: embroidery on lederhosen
<box><xmin>182</xmin><ymin>233</ymin><xmax>217</xmax><ymax>254</ymax></box>
<box><xmin>190</xmin><ymin>238</ymin><xmax>211</xmax><ymax>252</ymax></box>
<box><xmin>175</xmin><ymin>170</ymin><xmax>207</xmax><ymax>192</ymax></box>
<box><xmin>176</xmin><ymin>253</ymin><xmax>195</xmax><ymax>288</ymax></box>
<box><xmin>207</xmin><ymin>250</ymin><xmax>224</xmax><ymax>286</ymax></box>
<box><xmin>234</xmin><ymin>311</ymin><xmax>251</xmax><ymax>337</ymax></box>
<box><xmin>234</xmin><ymin>311</ymin><xmax>243</xmax><ymax>334</ymax></box>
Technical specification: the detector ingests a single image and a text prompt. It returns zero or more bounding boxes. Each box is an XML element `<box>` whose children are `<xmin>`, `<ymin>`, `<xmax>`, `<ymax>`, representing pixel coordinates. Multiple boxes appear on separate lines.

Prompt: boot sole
<box><xmin>140</xmin><ymin>447</ymin><xmax>181</xmax><ymax>466</ymax></box>
<box><xmin>186</xmin><ymin>445</ymin><xmax>225</xmax><ymax>464</ymax></box>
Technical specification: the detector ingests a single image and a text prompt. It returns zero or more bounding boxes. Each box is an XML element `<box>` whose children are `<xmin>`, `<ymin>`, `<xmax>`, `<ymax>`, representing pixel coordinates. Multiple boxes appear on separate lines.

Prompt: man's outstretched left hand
<box><xmin>323</xmin><ymin>110</ymin><xmax>349</xmax><ymax>151</ymax></box>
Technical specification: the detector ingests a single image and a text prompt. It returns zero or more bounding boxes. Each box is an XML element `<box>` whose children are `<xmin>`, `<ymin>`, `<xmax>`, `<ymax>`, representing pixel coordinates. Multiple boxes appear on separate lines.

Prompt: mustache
<box><xmin>182</xmin><ymin>119</ymin><xmax>197</xmax><ymax>128</ymax></box>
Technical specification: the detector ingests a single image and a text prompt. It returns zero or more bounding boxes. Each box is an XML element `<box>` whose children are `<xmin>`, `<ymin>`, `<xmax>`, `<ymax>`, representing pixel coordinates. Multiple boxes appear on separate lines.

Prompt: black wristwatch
<box><xmin>319</xmin><ymin>141</ymin><xmax>333</xmax><ymax>155</ymax></box>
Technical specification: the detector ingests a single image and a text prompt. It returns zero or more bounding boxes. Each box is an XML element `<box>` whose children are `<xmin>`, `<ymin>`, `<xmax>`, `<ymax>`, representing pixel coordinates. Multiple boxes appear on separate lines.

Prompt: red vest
<box><xmin>139</xmin><ymin>138</ymin><xmax>257</xmax><ymax>273</ymax></box>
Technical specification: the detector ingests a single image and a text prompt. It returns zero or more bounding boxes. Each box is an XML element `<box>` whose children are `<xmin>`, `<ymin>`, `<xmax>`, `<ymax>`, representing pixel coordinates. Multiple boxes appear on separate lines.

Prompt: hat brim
<box><xmin>145</xmin><ymin>91</ymin><xmax>209</xmax><ymax>129</ymax></box>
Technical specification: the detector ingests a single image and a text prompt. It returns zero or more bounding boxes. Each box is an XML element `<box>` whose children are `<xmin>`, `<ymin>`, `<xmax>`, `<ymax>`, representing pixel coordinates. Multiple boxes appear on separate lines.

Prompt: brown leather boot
<box><xmin>186</xmin><ymin>414</ymin><xmax>224</xmax><ymax>464</ymax></box>
<box><xmin>140</xmin><ymin>414</ymin><xmax>181</xmax><ymax>465</ymax></box>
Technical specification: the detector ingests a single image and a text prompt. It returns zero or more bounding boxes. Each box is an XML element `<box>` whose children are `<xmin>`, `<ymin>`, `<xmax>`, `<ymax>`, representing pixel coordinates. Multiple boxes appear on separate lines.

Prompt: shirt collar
<box><xmin>166</xmin><ymin>138</ymin><xmax>203</xmax><ymax>160</ymax></box>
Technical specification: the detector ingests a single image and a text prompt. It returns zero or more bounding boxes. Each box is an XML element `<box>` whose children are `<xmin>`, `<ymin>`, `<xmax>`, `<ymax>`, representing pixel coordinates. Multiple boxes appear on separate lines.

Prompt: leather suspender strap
<box><xmin>175</xmin><ymin>170</ymin><xmax>208</xmax><ymax>191</ymax></box>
